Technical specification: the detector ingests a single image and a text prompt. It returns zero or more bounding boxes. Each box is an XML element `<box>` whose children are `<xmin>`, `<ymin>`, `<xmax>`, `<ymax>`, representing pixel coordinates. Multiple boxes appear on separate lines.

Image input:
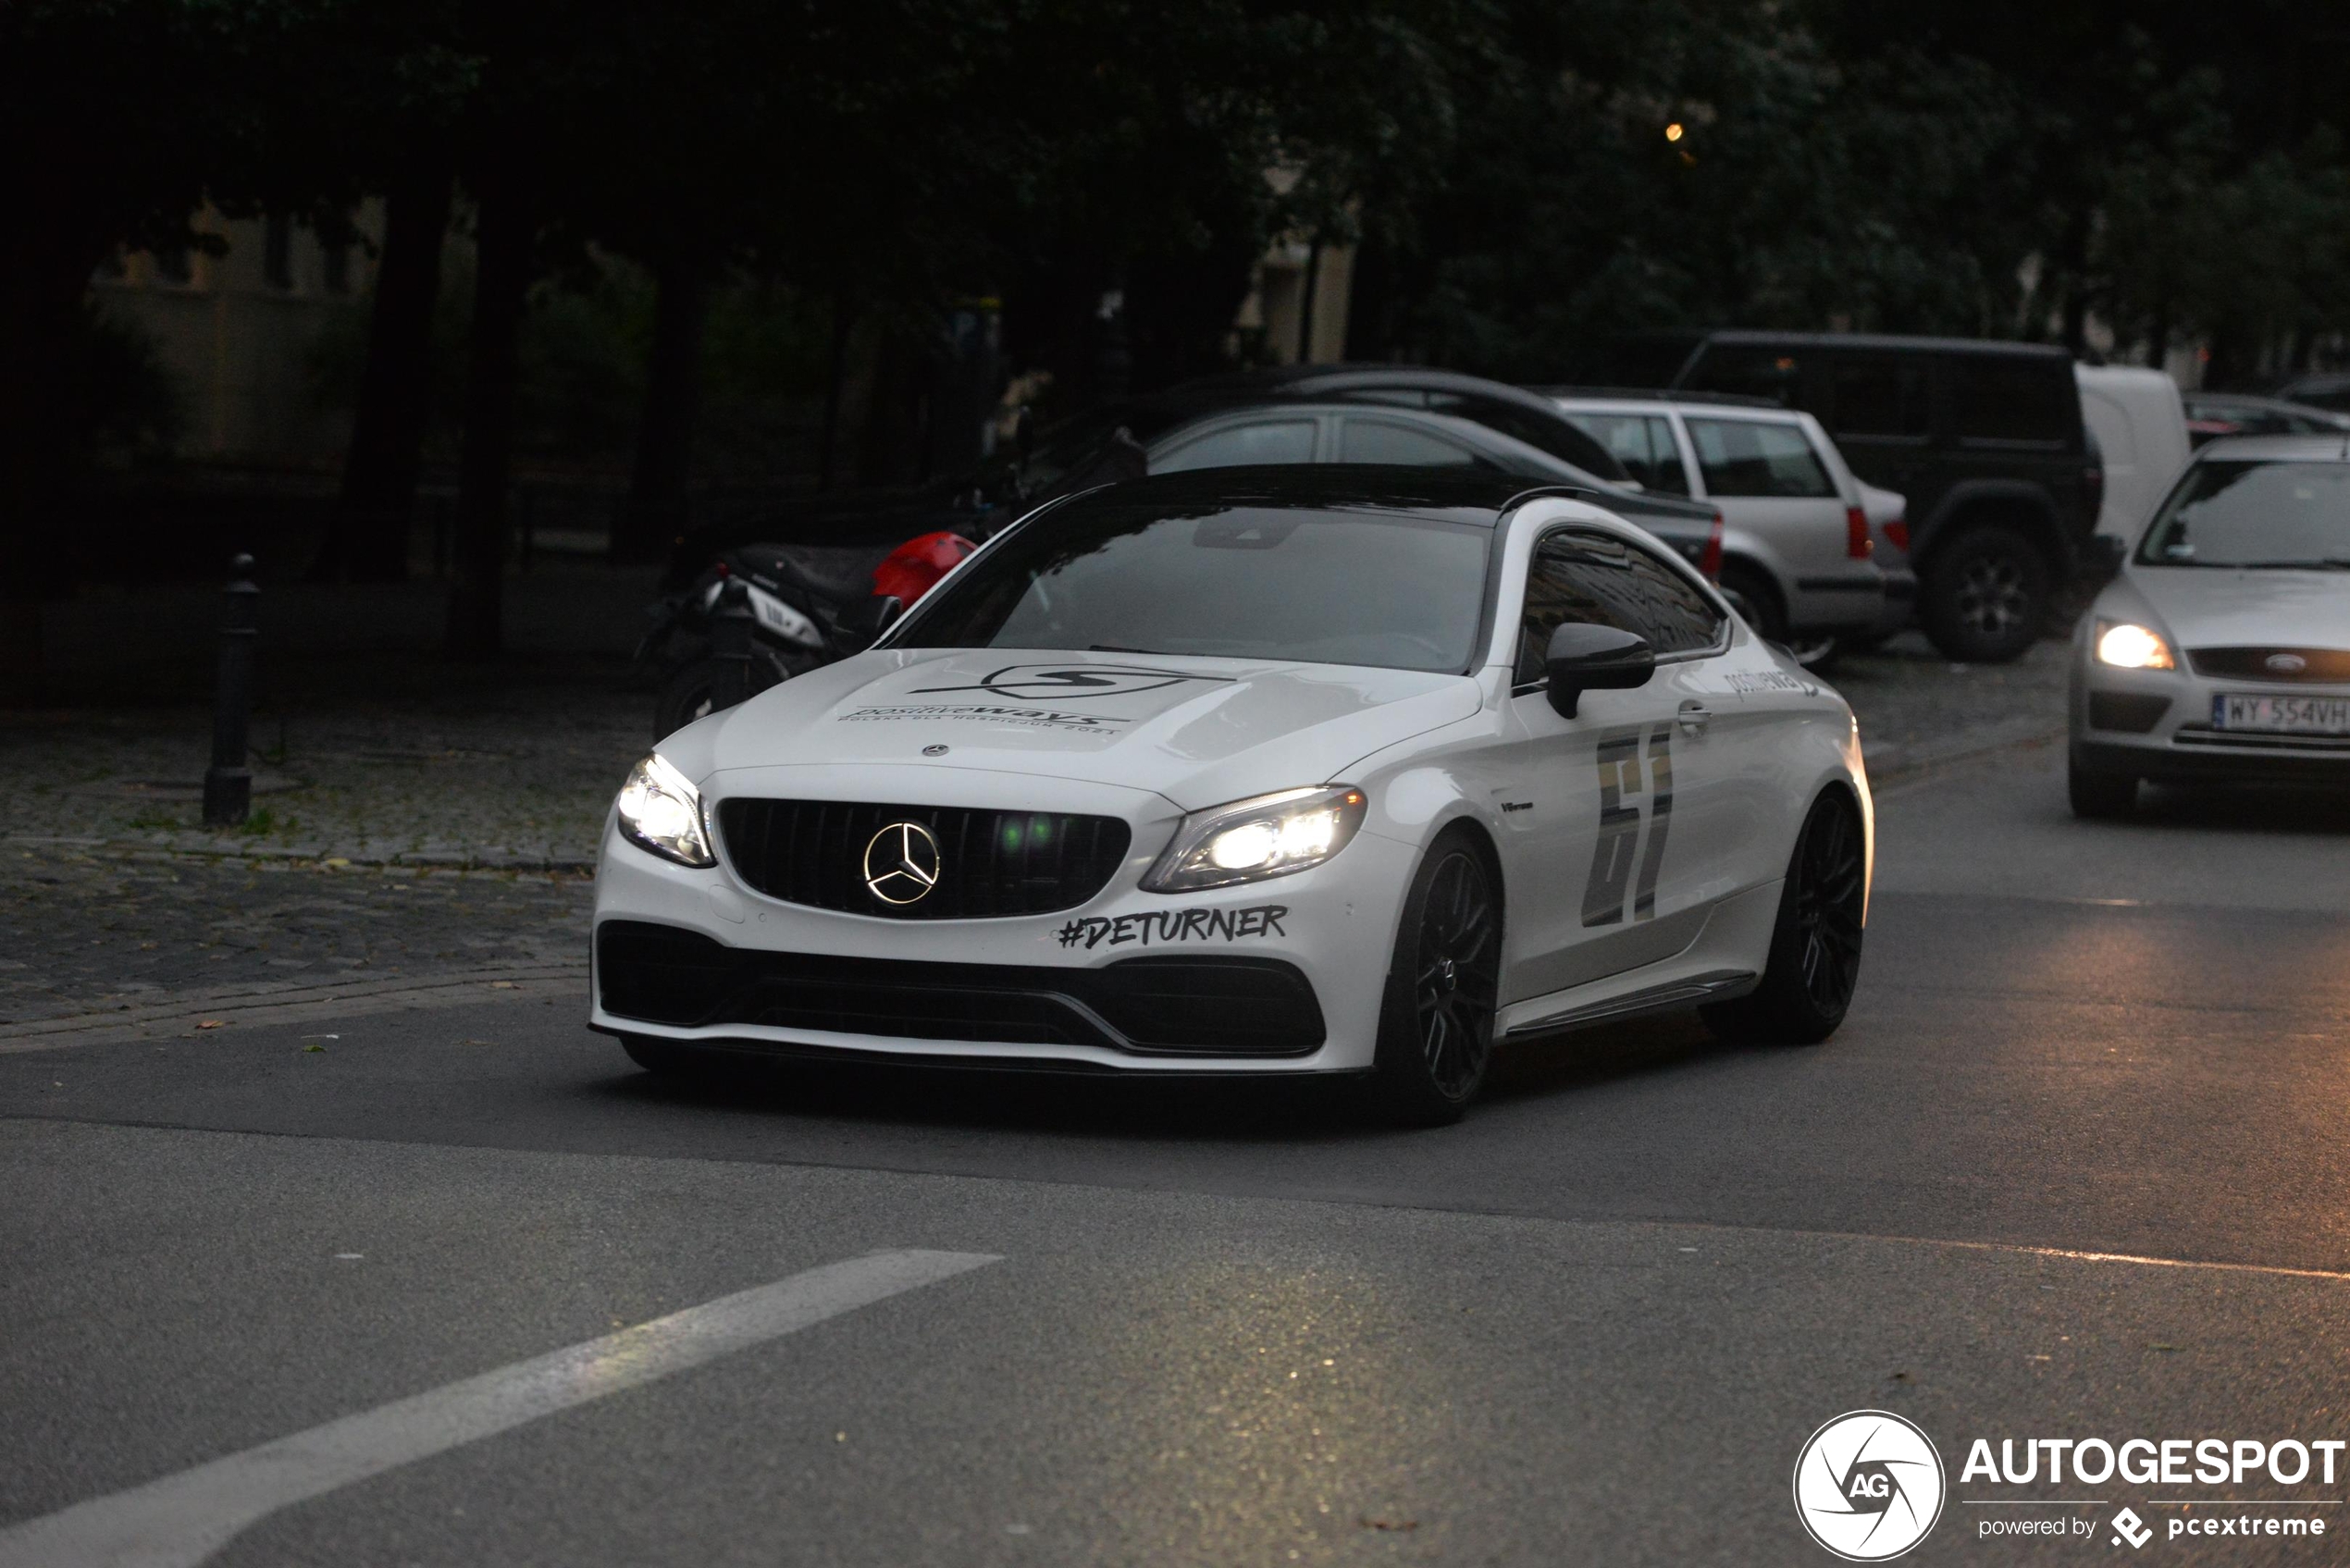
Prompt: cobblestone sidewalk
<box><xmin>2</xmin><ymin>624</ymin><xmax>2072</xmax><ymax>1035</ymax></box>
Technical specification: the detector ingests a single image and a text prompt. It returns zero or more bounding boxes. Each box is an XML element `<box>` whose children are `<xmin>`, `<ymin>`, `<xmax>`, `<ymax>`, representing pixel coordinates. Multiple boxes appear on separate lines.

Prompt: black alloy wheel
<box><xmin>1368</xmin><ymin>832</ymin><xmax>1502</xmax><ymax>1124</ymax></box>
<box><xmin>1919</xmin><ymin>526</ymin><xmax>2047</xmax><ymax>663</ymax></box>
<box><xmin>1787</xmin><ymin>797</ymin><xmax>1866</xmax><ymax>1019</ymax></box>
<box><xmin>1701</xmin><ymin>793</ymin><xmax>1865</xmax><ymax>1045</ymax></box>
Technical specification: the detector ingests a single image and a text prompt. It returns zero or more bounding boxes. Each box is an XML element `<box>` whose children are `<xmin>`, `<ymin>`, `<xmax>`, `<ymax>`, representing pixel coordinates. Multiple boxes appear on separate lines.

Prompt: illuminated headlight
<box><xmin>2094</xmin><ymin>620</ymin><xmax>2176</xmax><ymax>671</ymax></box>
<box><xmin>614</xmin><ymin>754</ymin><xmax>715</xmax><ymax>868</ymax></box>
<box><xmin>1143</xmin><ymin>785</ymin><xmax>1367</xmax><ymax>893</ymax></box>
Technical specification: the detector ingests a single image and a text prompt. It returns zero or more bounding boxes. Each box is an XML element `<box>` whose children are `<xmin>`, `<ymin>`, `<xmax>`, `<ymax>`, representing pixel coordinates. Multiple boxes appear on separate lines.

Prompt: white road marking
<box><xmin>0</xmin><ymin>1248</ymin><xmax>998</xmax><ymax>1568</ymax></box>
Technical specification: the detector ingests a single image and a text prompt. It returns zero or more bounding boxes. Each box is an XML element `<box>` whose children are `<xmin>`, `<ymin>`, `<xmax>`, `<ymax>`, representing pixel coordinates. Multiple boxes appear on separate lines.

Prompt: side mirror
<box><xmin>1546</xmin><ymin>623</ymin><xmax>1654</xmax><ymax>719</ymax></box>
<box><xmin>847</xmin><ymin>593</ymin><xmax>904</xmax><ymax>648</ymax></box>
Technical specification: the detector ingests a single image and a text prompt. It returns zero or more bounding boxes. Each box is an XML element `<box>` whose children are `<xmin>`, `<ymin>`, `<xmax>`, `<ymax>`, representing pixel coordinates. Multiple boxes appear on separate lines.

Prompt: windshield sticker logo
<box><xmin>1056</xmin><ymin>904</ymin><xmax>1288</xmax><ymax>949</ymax></box>
<box><xmin>841</xmin><ymin>703</ymin><xmax>1125</xmax><ymax>733</ymax></box>
<box><xmin>913</xmin><ymin>663</ymin><xmax>1236</xmax><ymax>701</ymax></box>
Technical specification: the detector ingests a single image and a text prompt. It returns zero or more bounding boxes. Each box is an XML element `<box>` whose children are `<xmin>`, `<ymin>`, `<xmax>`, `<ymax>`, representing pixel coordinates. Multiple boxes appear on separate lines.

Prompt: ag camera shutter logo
<box><xmin>1793</xmin><ymin>1411</ymin><xmax>1947</xmax><ymax>1561</ymax></box>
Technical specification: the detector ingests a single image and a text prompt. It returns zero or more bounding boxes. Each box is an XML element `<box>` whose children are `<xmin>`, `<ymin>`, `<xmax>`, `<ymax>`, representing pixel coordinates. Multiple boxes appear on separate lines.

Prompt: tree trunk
<box><xmin>0</xmin><ymin>216</ymin><xmax>105</xmax><ymax>675</ymax></box>
<box><xmin>444</xmin><ymin>167</ymin><xmax>534</xmax><ymax>659</ymax></box>
<box><xmin>612</xmin><ymin>253</ymin><xmax>708</xmax><ymax>562</ymax></box>
<box><xmin>328</xmin><ymin>165</ymin><xmax>453</xmax><ymax>583</ymax></box>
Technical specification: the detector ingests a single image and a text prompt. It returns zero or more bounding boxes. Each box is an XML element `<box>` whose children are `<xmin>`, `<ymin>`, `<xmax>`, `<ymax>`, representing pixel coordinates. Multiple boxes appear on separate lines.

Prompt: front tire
<box><xmin>2068</xmin><ymin>750</ymin><xmax>2138</xmax><ymax>818</ymax></box>
<box><xmin>1918</xmin><ymin>525</ymin><xmax>2047</xmax><ymax>663</ymax></box>
<box><xmin>1366</xmin><ymin>829</ymin><xmax>1503</xmax><ymax>1126</ymax></box>
<box><xmin>1701</xmin><ymin>792</ymin><xmax>1865</xmax><ymax>1046</ymax></box>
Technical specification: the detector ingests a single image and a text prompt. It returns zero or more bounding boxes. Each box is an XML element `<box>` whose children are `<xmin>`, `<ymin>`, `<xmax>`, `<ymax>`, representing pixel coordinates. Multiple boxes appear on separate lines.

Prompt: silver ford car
<box><xmin>2070</xmin><ymin>435</ymin><xmax>2350</xmax><ymax>815</ymax></box>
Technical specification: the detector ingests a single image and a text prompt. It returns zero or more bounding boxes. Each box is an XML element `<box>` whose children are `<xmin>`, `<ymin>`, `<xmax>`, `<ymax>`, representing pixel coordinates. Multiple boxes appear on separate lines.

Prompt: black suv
<box><xmin>1630</xmin><ymin>330</ymin><xmax>2101</xmax><ymax>662</ymax></box>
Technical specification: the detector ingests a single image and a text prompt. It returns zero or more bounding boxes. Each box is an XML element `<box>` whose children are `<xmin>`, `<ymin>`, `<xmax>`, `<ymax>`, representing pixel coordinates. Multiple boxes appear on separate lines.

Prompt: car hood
<box><xmin>690</xmin><ymin>648</ymin><xmax>1487</xmax><ymax>810</ymax></box>
<box><xmin>2121</xmin><ymin>566</ymin><xmax>2350</xmax><ymax>649</ymax></box>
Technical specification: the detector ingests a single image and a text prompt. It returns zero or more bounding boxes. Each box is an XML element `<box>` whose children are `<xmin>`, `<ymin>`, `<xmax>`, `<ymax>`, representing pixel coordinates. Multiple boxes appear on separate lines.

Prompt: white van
<box><xmin>2076</xmin><ymin>365</ymin><xmax>2190</xmax><ymax>539</ymax></box>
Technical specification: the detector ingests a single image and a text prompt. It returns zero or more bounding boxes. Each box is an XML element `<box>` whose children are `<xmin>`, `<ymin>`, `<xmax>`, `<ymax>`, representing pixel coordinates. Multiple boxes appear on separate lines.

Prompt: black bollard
<box><xmin>202</xmin><ymin>553</ymin><xmax>259</xmax><ymax>827</ymax></box>
<box><xmin>710</xmin><ymin>575</ymin><xmax>755</xmax><ymax>712</ymax></box>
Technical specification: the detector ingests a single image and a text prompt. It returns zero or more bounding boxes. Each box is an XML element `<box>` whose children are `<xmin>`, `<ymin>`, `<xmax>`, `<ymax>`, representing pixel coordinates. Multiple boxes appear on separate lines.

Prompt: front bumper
<box><xmin>588</xmin><ymin>787</ymin><xmax>1417</xmax><ymax>1074</ymax></box>
<box><xmin>2070</xmin><ymin>658</ymin><xmax>2350</xmax><ymax>786</ymax></box>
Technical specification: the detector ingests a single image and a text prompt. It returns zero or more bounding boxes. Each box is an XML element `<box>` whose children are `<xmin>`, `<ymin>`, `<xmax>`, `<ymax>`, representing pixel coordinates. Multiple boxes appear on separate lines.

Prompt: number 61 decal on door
<box><xmin>1580</xmin><ymin>724</ymin><xmax>1672</xmax><ymax>927</ymax></box>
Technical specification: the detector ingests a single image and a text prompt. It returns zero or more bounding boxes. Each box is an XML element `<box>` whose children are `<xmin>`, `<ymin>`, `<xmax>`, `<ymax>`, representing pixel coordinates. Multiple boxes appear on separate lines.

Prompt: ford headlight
<box><xmin>1143</xmin><ymin>785</ymin><xmax>1367</xmax><ymax>893</ymax></box>
<box><xmin>615</xmin><ymin>754</ymin><xmax>716</xmax><ymax>868</ymax></box>
<box><xmin>2094</xmin><ymin>620</ymin><xmax>2175</xmax><ymax>671</ymax></box>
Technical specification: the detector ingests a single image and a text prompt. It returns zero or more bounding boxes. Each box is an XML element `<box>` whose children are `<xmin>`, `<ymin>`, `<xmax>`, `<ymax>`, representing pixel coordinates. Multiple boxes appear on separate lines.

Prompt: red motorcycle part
<box><xmin>872</xmin><ymin>531</ymin><xmax>977</xmax><ymax>603</ymax></box>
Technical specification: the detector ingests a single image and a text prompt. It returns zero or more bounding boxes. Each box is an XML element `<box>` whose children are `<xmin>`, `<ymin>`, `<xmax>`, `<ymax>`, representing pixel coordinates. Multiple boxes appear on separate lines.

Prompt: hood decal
<box><xmin>909</xmin><ymin>662</ymin><xmax>1238</xmax><ymax>702</ymax></box>
<box><xmin>842</xmin><ymin>700</ymin><xmax>1129</xmax><ymax>735</ymax></box>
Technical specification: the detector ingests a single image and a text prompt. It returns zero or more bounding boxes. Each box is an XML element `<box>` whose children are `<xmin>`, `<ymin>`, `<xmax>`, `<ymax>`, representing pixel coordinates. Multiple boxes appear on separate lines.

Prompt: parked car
<box><xmin>2069</xmin><ymin>434</ymin><xmax>2350</xmax><ymax>816</ymax></box>
<box><xmin>2078</xmin><ymin>364</ymin><xmax>2192</xmax><ymax>542</ymax></box>
<box><xmin>1540</xmin><ymin>390</ymin><xmax>1889</xmax><ymax>664</ymax></box>
<box><xmin>2179</xmin><ymin>389</ymin><xmax>2350</xmax><ymax>447</ymax></box>
<box><xmin>1178</xmin><ymin>364</ymin><xmax>1640</xmax><ymax>486</ymax></box>
<box><xmin>2272</xmin><ymin>372</ymin><xmax>2350</xmax><ymax>414</ymax></box>
<box><xmin>1616</xmin><ymin>330</ymin><xmax>2103</xmax><ymax>663</ymax></box>
<box><xmin>1848</xmin><ymin>478</ymin><xmax>1915</xmax><ymax>650</ymax></box>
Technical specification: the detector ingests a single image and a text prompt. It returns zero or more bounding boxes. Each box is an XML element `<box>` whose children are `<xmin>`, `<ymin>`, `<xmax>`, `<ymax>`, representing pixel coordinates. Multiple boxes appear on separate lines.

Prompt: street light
<box><xmin>1664</xmin><ymin>122</ymin><xmax>1685</xmax><ymax>142</ymax></box>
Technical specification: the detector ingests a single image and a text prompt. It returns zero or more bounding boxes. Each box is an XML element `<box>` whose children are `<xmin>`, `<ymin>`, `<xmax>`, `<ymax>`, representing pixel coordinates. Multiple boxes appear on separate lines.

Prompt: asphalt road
<box><xmin>4</xmin><ymin>740</ymin><xmax>2349</xmax><ymax>1566</ymax></box>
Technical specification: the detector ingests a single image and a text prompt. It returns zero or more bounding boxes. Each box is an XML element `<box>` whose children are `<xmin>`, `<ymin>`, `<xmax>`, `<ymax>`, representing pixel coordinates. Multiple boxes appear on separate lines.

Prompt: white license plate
<box><xmin>2213</xmin><ymin>694</ymin><xmax>2350</xmax><ymax>735</ymax></box>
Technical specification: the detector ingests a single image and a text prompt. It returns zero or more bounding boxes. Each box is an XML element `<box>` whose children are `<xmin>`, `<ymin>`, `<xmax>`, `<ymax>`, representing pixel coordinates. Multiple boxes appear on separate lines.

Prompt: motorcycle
<box><xmin>638</xmin><ymin>530</ymin><xmax>976</xmax><ymax>739</ymax></box>
<box><xmin>638</xmin><ymin>426</ymin><xmax>1147</xmax><ymax>739</ymax></box>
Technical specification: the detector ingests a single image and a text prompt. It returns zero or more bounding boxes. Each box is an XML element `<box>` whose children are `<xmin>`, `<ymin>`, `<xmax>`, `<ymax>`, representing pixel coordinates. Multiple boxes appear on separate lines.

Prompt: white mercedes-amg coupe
<box><xmin>590</xmin><ymin>467</ymin><xmax>1873</xmax><ymax>1122</ymax></box>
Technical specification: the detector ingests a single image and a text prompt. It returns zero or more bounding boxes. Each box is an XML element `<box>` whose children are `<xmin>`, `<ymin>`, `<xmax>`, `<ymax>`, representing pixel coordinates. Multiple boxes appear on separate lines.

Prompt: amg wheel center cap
<box><xmin>863</xmin><ymin>821</ymin><xmax>943</xmax><ymax>905</ymax></box>
<box><xmin>1439</xmin><ymin>957</ymin><xmax>1458</xmax><ymax>992</ymax></box>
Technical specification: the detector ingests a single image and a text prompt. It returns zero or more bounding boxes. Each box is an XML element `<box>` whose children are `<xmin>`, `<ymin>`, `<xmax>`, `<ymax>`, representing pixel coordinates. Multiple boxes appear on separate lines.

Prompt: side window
<box><xmin>1515</xmin><ymin>532</ymin><xmax>1724</xmax><ymax>685</ymax></box>
<box><xmin>1686</xmin><ymin>418</ymin><xmax>1837</xmax><ymax>498</ymax></box>
<box><xmin>1826</xmin><ymin>358</ymin><xmax>1931</xmax><ymax>438</ymax></box>
<box><xmin>1336</xmin><ymin>417</ymin><xmax>1478</xmax><ymax>466</ymax></box>
<box><xmin>1953</xmin><ymin>360</ymin><xmax>2072</xmax><ymax>445</ymax></box>
<box><xmin>1682</xmin><ymin>346</ymin><xmax>1801</xmax><ymax>406</ymax></box>
<box><xmin>1153</xmin><ymin>418</ymin><xmax>1317</xmax><ymax>474</ymax></box>
<box><xmin>1557</xmin><ymin>411</ymin><xmax>1688</xmax><ymax>493</ymax></box>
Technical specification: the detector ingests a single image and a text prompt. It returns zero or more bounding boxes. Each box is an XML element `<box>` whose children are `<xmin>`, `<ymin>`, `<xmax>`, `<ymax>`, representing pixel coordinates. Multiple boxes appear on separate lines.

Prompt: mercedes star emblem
<box><xmin>862</xmin><ymin>821</ymin><xmax>943</xmax><ymax>905</ymax></box>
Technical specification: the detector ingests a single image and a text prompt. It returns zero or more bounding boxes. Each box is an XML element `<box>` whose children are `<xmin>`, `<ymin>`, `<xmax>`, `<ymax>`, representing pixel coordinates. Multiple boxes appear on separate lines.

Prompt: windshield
<box><xmin>2137</xmin><ymin>460</ymin><xmax>2350</xmax><ymax>569</ymax></box>
<box><xmin>891</xmin><ymin>498</ymin><xmax>1493</xmax><ymax>673</ymax></box>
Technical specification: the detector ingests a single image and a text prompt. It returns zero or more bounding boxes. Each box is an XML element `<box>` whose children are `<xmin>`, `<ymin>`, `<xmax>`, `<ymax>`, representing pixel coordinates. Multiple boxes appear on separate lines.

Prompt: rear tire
<box><xmin>653</xmin><ymin>648</ymin><xmax>810</xmax><ymax>739</ymax></box>
<box><xmin>1701</xmin><ymin>792</ymin><xmax>1865</xmax><ymax>1046</ymax></box>
<box><xmin>1365</xmin><ymin>829</ymin><xmax>1503</xmax><ymax>1126</ymax></box>
<box><xmin>1717</xmin><ymin>562</ymin><xmax>1788</xmax><ymax>646</ymax></box>
<box><xmin>2067</xmin><ymin>750</ymin><xmax>2138</xmax><ymax>819</ymax></box>
<box><xmin>1918</xmin><ymin>525</ymin><xmax>2048</xmax><ymax>663</ymax></box>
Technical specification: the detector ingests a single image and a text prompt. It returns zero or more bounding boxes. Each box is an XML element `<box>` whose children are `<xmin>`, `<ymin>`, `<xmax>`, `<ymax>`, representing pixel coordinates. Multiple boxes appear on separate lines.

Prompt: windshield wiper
<box><xmin>1089</xmin><ymin>643</ymin><xmax>1174</xmax><ymax>655</ymax></box>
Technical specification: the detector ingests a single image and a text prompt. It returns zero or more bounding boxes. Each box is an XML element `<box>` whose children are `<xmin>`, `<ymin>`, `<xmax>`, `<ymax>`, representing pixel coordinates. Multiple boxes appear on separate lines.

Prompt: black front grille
<box><xmin>2187</xmin><ymin>647</ymin><xmax>2350</xmax><ymax>684</ymax></box>
<box><xmin>715</xmin><ymin>798</ymin><xmax>1132</xmax><ymax>920</ymax></box>
<box><xmin>596</xmin><ymin>920</ymin><xmax>1324</xmax><ymax>1056</ymax></box>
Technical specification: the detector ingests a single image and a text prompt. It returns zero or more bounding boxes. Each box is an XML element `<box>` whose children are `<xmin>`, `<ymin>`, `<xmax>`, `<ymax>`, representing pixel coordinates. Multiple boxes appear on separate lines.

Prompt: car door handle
<box><xmin>1676</xmin><ymin>701</ymin><xmax>1713</xmax><ymax>735</ymax></box>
